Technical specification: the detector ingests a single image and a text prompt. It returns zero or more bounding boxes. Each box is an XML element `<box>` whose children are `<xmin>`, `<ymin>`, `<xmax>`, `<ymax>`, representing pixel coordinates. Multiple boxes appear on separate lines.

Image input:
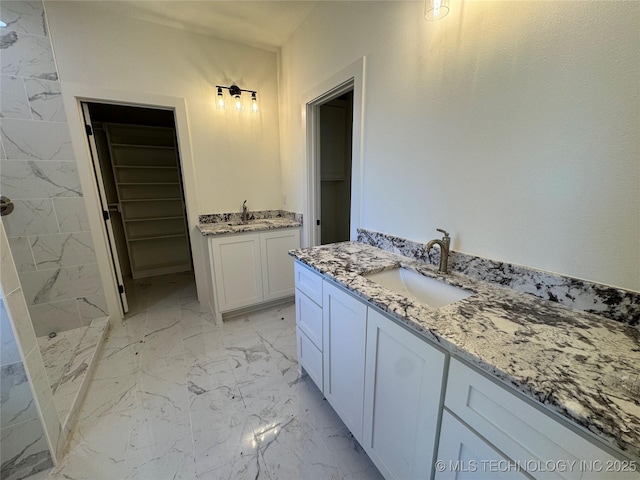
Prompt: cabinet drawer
<box><xmin>294</xmin><ymin>262</ymin><xmax>323</xmax><ymax>306</ymax></box>
<box><xmin>297</xmin><ymin>327</ymin><xmax>323</xmax><ymax>392</ymax></box>
<box><xmin>436</xmin><ymin>410</ymin><xmax>528</xmax><ymax>480</ymax></box>
<box><xmin>446</xmin><ymin>358</ymin><xmax>634</xmax><ymax>480</ymax></box>
<box><xmin>296</xmin><ymin>289</ymin><xmax>322</xmax><ymax>350</ymax></box>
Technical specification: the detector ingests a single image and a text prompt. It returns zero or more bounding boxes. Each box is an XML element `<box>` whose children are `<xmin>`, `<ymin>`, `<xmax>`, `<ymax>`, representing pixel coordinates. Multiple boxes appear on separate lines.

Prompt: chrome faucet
<box><xmin>241</xmin><ymin>200</ymin><xmax>249</xmax><ymax>224</ymax></box>
<box><xmin>425</xmin><ymin>228</ymin><xmax>451</xmax><ymax>273</ymax></box>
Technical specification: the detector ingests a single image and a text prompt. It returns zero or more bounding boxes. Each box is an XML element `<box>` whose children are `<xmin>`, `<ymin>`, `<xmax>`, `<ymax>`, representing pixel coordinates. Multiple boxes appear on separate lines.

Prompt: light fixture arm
<box><xmin>215</xmin><ymin>84</ymin><xmax>258</xmax><ymax>112</ymax></box>
<box><xmin>216</xmin><ymin>85</ymin><xmax>257</xmax><ymax>96</ymax></box>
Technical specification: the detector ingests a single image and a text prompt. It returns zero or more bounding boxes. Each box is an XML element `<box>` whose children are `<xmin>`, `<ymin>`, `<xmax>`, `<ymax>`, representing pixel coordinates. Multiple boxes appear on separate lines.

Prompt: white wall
<box><xmin>279</xmin><ymin>1</ymin><xmax>640</xmax><ymax>291</ymax></box>
<box><xmin>44</xmin><ymin>2</ymin><xmax>283</xmax><ymax>309</ymax></box>
<box><xmin>45</xmin><ymin>2</ymin><xmax>281</xmax><ymax>214</ymax></box>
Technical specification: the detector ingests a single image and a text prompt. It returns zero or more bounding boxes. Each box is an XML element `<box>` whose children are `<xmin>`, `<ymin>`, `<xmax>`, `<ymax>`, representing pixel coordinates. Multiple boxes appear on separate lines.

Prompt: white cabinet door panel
<box><xmin>363</xmin><ymin>307</ymin><xmax>446</xmax><ymax>480</ymax></box>
<box><xmin>260</xmin><ymin>229</ymin><xmax>300</xmax><ymax>301</ymax></box>
<box><xmin>323</xmin><ymin>280</ymin><xmax>367</xmax><ymax>444</ymax></box>
<box><xmin>211</xmin><ymin>233</ymin><xmax>263</xmax><ymax>312</ymax></box>
<box><xmin>297</xmin><ymin>327</ymin><xmax>323</xmax><ymax>392</ymax></box>
<box><xmin>296</xmin><ymin>289</ymin><xmax>322</xmax><ymax>350</ymax></box>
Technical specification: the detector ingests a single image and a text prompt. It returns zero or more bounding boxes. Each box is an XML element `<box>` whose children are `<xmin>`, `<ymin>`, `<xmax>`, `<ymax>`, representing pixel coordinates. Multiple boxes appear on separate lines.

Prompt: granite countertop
<box><xmin>289</xmin><ymin>241</ymin><xmax>640</xmax><ymax>458</ymax></box>
<box><xmin>198</xmin><ymin>217</ymin><xmax>301</xmax><ymax>236</ymax></box>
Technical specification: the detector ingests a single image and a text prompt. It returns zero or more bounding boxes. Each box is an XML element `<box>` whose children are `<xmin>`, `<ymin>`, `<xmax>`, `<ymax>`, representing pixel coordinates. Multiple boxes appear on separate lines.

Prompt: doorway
<box><xmin>81</xmin><ymin>102</ymin><xmax>194</xmax><ymax>313</ymax></box>
<box><xmin>319</xmin><ymin>91</ymin><xmax>354</xmax><ymax>245</ymax></box>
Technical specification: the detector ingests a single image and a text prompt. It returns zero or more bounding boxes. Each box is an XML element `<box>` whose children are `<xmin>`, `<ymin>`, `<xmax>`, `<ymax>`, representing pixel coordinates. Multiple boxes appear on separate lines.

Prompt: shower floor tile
<box><xmin>38</xmin><ymin>327</ymin><xmax>88</xmax><ymax>394</ymax></box>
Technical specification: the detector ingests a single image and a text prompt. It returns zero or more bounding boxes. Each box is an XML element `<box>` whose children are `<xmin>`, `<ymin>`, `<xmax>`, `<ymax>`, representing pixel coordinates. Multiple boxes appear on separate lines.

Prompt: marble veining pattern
<box><xmin>0</xmin><ymin>119</ymin><xmax>73</xmax><ymax>161</ymax></box>
<box><xmin>1</xmin><ymin>160</ymin><xmax>82</xmax><ymax>199</ymax></box>
<box><xmin>0</xmin><ymin>31</ymin><xmax>57</xmax><ymax>81</ymax></box>
<box><xmin>0</xmin><ymin>0</ymin><xmax>106</xmax><ymax>340</ymax></box>
<box><xmin>30</xmin><ymin>232</ymin><xmax>96</xmax><ymax>269</ymax></box>
<box><xmin>1</xmin><ymin>199</ymin><xmax>58</xmax><ymax>237</ymax></box>
<box><xmin>0</xmin><ymin>298</ymin><xmax>21</xmax><ymax>365</ymax></box>
<box><xmin>0</xmin><ymin>362</ymin><xmax>38</xmax><ymax>429</ymax></box>
<box><xmin>0</xmin><ymin>75</ymin><xmax>31</xmax><ymax>119</ymax></box>
<box><xmin>199</xmin><ymin>209</ymin><xmax>302</xmax><ymax>225</ymax></box>
<box><xmin>1</xmin><ymin>416</ymin><xmax>53</xmax><ymax>480</ymax></box>
<box><xmin>198</xmin><ymin>217</ymin><xmax>301</xmax><ymax>236</ymax></box>
<box><xmin>47</xmin><ymin>272</ymin><xmax>382</xmax><ymax>479</ymax></box>
<box><xmin>358</xmin><ymin>228</ymin><xmax>640</xmax><ymax>327</ymax></box>
<box><xmin>0</xmin><ymin>1</ymin><xmax>48</xmax><ymax>36</ymax></box>
<box><xmin>290</xmin><ymin>242</ymin><xmax>640</xmax><ymax>458</ymax></box>
<box><xmin>39</xmin><ymin>318</ymin><xmax>108</xmax><ymax>426</ymax></box>
<box><xmin>24</xmin><ymin>78</ymin><xmax>66</xmax><ymax>122</ymax></box>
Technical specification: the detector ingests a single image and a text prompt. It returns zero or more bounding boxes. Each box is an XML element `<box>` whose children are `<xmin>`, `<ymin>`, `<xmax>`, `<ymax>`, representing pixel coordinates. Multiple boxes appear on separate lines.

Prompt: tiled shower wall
<box><xmin>0</xmin><ymin>0</ymin><xmax>107</xmax><ymax>337</ymax></box>
<box><xmin>1</xmin><ymin>221</ymin><xmax>57</xmax><ymax>479</ymax></box>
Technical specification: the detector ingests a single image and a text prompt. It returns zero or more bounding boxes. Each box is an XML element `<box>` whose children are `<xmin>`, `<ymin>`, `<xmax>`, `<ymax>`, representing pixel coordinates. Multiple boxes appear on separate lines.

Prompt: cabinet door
<box><xmin>296</xmin><ymin>289</ymin><xmax>322</xmax><ymax>350</ymax></box>
<box><xmin>323</xmin><ymin>280</ymin><xmax>367</xmax><ymax>444</ymax></box>
<box><xmin>260</xmin><ymin>229</ymin><xmax>301</xmax><ymax>301</ymax></box>
<box><xmin>296</xmin><ymin>327</ymin><xmax>323</xmax><ymax>392</ymax></box>
<box><xmin>363</xmin><ymin>307</ymin><xmax>446</xmax><ymax>480</ymax></box>
<box><xmin>445</xmin><ymin>359</ymin><xmax>636</xmax><ymax>480</ymax></box>
<box><xmin>210</xmin><ymin>233</ymin><xmax>263</xmax><ymax>312</ymax></box>
<box><xmin>436</xmin><ymin>411</ymin><xmax>529</xmax><ymax>480</ymax></box>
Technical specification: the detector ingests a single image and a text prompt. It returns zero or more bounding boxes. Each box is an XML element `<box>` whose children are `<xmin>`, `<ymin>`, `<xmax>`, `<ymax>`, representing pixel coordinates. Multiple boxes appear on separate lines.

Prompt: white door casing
<box><xmin>302</xmin><ymin>57</ymin><xmax>366</xmax><ymax>247</ymax></box>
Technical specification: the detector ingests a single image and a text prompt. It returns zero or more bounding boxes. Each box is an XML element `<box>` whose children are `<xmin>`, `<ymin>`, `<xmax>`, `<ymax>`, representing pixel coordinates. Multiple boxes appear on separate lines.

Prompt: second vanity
<box><xmin>290</xmin><ymin>242</ymin><xmax>640</xmax><ymax>480</ymax></box>
<box><xmin>198</xmin><ymin>212</ymin><xmax>302</xmax><ymax>323</ymax></box>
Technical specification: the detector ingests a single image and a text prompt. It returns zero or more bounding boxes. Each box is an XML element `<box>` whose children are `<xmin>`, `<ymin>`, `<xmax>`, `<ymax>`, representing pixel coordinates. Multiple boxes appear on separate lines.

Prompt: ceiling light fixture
<box><xmin>425</xmin><ymin>0</ymin><xmax>450</xmax><ymax>20</ymax></box>
<box><xmin>216</xmin><ymin>84</ymin><xmax>258</xmax><ymax>113</ymax></box>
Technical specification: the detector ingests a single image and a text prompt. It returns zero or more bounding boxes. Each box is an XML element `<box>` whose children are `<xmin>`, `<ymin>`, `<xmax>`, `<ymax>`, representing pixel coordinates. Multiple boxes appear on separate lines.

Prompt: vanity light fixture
<box><xmin>425</xmin><ymin>0</ymin><xmax>450</xmax><ymax>20</ymax></box>
<box><xmin>216</xmin><ymin>84</ymin><xmax>258</xmax><ymax>113</ymax></box>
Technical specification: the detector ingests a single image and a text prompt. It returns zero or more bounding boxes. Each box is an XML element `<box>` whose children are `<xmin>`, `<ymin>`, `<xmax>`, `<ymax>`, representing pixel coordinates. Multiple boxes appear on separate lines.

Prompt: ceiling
<box><xmin>78</xmin><ymin>1</ymin><xmax>319</xmax><ymax>51</ymax></box>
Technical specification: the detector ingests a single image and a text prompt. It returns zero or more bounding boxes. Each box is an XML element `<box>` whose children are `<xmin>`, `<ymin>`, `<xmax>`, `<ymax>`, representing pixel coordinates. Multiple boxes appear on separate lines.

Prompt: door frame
<box><xmin>302</xmin><ymin>57</ymin><xmax>366</xmax><ymax>247</ymax></box>
<box><xmin>60</xmin><ymin>83</ymin><xmax>203</xmax><ymax>321</ymax></box>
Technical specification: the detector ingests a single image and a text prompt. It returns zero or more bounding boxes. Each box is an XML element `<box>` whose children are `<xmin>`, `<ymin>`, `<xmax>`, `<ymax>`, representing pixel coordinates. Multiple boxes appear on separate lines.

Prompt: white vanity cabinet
<box><xmin>208</xmin><ymin>228</ymin><xmax>300</xmax><ymax>322</ymax></box>
<box><xmin>442</xmin><ymin>359</ymin><xmax>639</xmax><ymax>480</ymax></box>
<box><xmin>292</xmin><ymin>261</ymin><xmax>639</xmax><ymax>480</ymax></box>
<box><xmin>363</xmin><ymin>307</ymin><xmax>446</xmax><ymax>480</ymax></box>
<box><xmin>436</xmin><ymin>410</ymin><xmax>529</xmax><ymax>480</ymax></box>
<box><xmin>322</xmin><ymin>280</ymin><xmax>368</xmax><ymax>444</ymax></box>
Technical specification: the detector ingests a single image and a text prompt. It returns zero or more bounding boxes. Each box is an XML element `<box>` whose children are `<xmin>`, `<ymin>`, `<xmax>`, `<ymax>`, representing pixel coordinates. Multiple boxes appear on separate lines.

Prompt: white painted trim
<box><xmin>301</xmin><ymin>57</ymin><xmax>366</xmax><ymax>246</ymax></box>
<box><xmin>59</xmin><ymin>82</ymin><xmax>208</xmax><ymax>321</ymax></box>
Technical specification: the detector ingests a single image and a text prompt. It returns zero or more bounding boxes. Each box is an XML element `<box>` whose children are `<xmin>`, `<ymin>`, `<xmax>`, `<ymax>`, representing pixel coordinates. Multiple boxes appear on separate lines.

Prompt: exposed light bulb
<box><xmin>234</xmin><ymin>94</ymin><xmax>242</xmax><ymax>112</ymax></box>
<box><xmin>251</xmin><ymin>92</ymin><xmax>258</xmax><ymax>113</ymax></box>
<box><xmin>425</xmin><ymin>0</ymin><xmax>450</xmax><ymax>20</ymax></box>
<box><xmin>216</xmin><ymin>87</ymin><xmax>225</xmax><ymax>110</ymax></box>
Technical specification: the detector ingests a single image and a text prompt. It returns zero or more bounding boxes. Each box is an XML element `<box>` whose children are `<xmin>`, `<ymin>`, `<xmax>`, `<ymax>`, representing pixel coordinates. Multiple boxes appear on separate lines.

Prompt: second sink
<box><xmin>365</xmin><ymin>267</ymin><xmax>472</xmax><ymax>309</ymax></box>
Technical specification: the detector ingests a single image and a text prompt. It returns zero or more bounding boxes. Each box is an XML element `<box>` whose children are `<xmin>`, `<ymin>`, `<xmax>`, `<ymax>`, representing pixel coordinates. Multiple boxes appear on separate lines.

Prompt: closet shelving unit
<box><xmin>105</xmin><ymin>123</ymin><xmax>192</xmax><ymax>279</ymax></box>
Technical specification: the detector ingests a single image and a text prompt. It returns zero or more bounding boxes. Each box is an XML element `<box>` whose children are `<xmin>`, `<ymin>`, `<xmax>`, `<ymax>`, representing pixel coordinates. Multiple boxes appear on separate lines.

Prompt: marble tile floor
<box><xmin>45</xmin><ymin>272</ymin><xmax>383</xmax><ymax>479</ymax></box>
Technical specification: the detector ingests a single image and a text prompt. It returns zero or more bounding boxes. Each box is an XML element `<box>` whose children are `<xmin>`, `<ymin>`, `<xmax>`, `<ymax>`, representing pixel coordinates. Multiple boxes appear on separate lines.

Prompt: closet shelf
<box><xmin>110</xmin><ymin>143</ymin><xmax>175</xmax><ymax>149</ymax></box>
<box><xmin>119</xmin><ymin>198</ymin><xmax>182</xmax><ymax>203</ymax></box>
<box><xmin>128</xmin><ymin>233</ymin><xmax>187</xmax><ymax>242</ymax></box>
<box><xmin>118</xmin><ymin>182</ymin><xmax>180</xmax><ymax>186</ymax></box>
<box><xmin>124</xmin><ymin>215</ymin><xmax>185</xmax><ymax>223</ymax></box>
<box><xmin>114</xmin><ymin>165</ymin><xmax>178</xmax><ymax>169</ymax></box>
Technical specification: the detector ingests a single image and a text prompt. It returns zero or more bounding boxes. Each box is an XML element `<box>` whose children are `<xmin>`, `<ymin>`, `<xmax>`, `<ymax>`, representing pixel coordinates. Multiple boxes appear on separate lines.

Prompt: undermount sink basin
<box><xmin>365</xmin><ymin>267</ymin><xmax>472</xmax><ymax>309</ymax></box>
